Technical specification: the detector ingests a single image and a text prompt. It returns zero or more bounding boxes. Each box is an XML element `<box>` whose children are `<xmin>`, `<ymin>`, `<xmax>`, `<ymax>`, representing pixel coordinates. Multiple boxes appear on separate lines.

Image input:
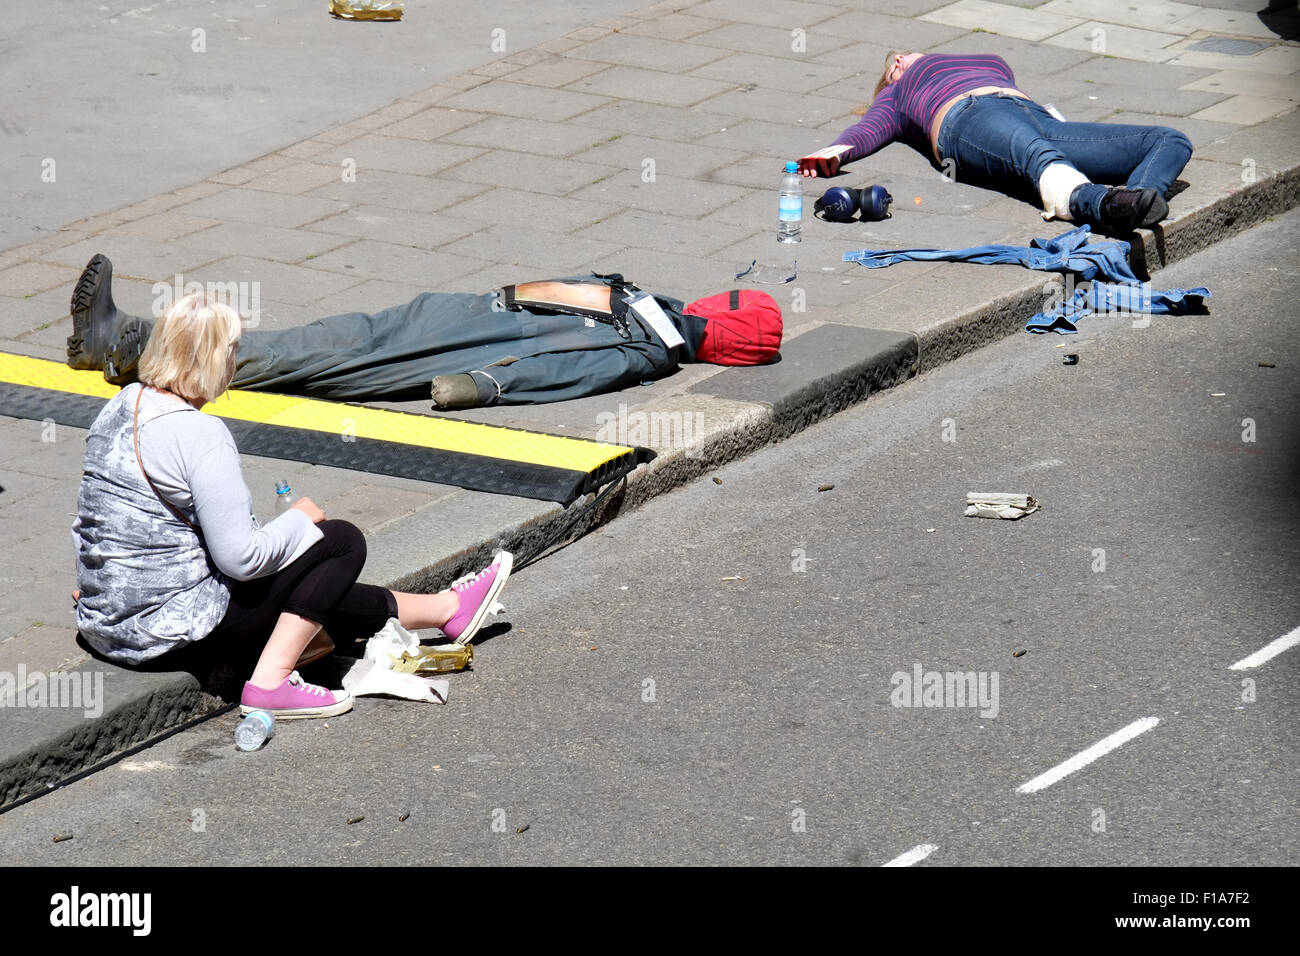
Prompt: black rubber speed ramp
<box><xmin>0</xmin><ymin>353</ymin><xmax>654</xmax><ymax>504</ymax></box>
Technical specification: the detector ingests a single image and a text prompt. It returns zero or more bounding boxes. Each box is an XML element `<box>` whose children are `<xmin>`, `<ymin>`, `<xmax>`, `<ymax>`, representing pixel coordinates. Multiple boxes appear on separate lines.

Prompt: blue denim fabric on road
<box><xmin>1026</xmin><ymin>283</ymin><xmax>1210</xmax><ymax>333</ymax></box>
<box><xmin>845</xmin><ymin>225</ymin><xmax>1209</xmax><ymax>333</ymax></box>
<box><xmin>844</xmin><ymin>225</ymin><xmax>1139</xmax><ymax>280</ymax></box>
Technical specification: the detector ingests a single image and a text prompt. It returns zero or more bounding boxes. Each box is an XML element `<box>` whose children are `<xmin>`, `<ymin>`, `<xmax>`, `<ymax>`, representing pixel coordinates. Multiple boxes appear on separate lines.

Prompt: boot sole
<box><xmin>1140</xmin><ymin>195</ymin><xmax>1169</xmax><ymax>229</ymax></box>
<box><xmin>104</xmin><ymin>319</ymin><xmax>146</xmax><ymax>385</ymax></box>
<box><xmin>66</xmin><ymin>254</ymin><xmax>111</xmax><ymax>370</ymax></box>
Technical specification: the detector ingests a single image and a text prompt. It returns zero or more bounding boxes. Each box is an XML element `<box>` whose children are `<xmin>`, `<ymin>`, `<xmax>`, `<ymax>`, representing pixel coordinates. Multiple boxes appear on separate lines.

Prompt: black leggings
<box><xmin>165</xmin><ymin>520</ymin><xmax>397</xmax><ymax>675</ymax></box>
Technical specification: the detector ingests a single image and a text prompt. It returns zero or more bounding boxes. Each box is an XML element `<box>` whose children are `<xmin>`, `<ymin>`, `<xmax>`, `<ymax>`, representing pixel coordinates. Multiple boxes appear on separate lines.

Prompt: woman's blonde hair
<box><xmin>874</xmin><ymin>49</ymin><xmax>911</xmax><ymax>99</ymax></box>
<box><xmin>138</xmin><ymin>292</ymin><xmax>241</xmax><ymax>404</ymax></box>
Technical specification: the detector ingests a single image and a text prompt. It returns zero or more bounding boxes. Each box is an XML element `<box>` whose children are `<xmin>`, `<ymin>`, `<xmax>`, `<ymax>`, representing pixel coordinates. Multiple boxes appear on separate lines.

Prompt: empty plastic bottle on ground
<box><xmin>778</xmin><ymin>161</ymin><xmax>803</xmax><ymax>244</ymax></box>
<box><xmin>235</xmin><ymin>710</ymin><xmax>274</xmax><ymax>752</ymax></box>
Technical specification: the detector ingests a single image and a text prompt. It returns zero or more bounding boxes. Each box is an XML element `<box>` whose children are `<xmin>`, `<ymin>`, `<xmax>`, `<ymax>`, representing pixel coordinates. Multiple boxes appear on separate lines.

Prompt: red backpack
<box><xmin>684</xmin><ymin>290</ymin><xmax>783</xmax><ymax>366</ymax></box>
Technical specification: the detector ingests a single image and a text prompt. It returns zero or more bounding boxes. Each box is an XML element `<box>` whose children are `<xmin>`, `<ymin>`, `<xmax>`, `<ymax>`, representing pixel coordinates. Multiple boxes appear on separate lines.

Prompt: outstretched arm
<box><xmin>798</xmin><ymin>88</ymin><xmax>904</xmax><ymax>178</ymax></box>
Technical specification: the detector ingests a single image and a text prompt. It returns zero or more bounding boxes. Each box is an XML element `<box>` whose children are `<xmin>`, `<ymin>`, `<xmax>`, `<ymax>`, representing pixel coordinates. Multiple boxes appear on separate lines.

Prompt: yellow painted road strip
<box><xmin>0</xmin><ymin>353</ymin><xmax>633</xmax><ymax>472</ymax></box>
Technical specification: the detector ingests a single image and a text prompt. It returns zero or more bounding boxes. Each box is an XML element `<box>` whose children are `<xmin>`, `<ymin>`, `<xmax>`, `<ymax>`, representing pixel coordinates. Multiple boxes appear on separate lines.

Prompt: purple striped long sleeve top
<box><xmin>831</xmin><ymin>54</ymin><xmax>1022</xmax><ymax>163</ymax></box>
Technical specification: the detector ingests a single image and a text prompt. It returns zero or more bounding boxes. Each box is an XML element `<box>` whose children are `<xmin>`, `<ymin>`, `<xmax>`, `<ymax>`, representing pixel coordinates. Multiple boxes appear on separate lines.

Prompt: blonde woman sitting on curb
<box><xmin>72</xmin><ymin>292</ymin><xmax>512</xmax><ymax>719</ymax></box>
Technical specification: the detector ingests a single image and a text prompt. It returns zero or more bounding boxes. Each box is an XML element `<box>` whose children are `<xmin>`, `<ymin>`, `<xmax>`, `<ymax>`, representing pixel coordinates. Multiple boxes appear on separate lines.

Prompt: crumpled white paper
<box><xmin>326</xmin><ymin>618</ymin><xmax>452</xmax><ymax>704</ymax></box>
<box><xmin>364</xmin><ymin>618</ymin><xmax>422</xmax><ymax>668</ymax></box>
<box><xmin>964</xmin><ymin>492</ymin><xmax>1041</xmax><ymax>520</ymax></box>
<box><xmin>341</xmin><ymin>658</ymin><xmax>449</xmax><ymax>705</ymax></box>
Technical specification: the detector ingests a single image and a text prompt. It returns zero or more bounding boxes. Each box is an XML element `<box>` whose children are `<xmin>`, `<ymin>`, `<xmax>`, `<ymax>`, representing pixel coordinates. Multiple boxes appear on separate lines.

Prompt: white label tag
<box><xmin>627</xmin><ymin>292</ymin><xmax>685</xmax><ymax>349</ymax></box>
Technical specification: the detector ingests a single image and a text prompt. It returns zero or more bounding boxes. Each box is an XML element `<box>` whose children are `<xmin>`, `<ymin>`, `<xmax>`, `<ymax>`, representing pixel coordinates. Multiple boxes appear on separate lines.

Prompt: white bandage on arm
<box><xmin>1037</xmin><ymin>163</ymin><xmax>1091</xmax><ymax>221</ymax></box>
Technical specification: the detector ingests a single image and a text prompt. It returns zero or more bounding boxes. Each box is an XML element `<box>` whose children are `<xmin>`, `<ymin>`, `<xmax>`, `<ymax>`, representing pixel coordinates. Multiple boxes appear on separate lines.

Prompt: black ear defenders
<box><xmin>813</xmin><ymin>185</ymin><xmax>893</xmax><ymax>222</ymax></box>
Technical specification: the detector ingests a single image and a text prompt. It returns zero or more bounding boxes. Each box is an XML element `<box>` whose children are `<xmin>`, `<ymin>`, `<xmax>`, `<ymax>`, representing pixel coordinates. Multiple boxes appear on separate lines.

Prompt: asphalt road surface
<box><xmin>1</xmin><ymin>210</ymin><xmax>1296</xmax><ymax>869</ymax></box>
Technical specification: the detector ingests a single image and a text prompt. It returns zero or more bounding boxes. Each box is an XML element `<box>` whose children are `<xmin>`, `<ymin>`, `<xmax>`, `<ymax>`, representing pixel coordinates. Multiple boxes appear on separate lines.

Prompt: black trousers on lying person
<box><xmin>149</xmin><ymin>520</ymin><xmax>396</xmax><ymax>679</ymax></box>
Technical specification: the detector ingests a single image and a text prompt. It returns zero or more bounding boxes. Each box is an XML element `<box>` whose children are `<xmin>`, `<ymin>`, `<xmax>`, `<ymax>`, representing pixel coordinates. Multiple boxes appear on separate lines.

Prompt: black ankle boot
<box><xmin>66</xmin><ymin>254</ymin><xmax>146</xmax><ymax>371</ymax></box>
<box><xmin>1097</xmin><ymin>187</ymin><xmax>1169</xmax><ymax>232</ymax></box>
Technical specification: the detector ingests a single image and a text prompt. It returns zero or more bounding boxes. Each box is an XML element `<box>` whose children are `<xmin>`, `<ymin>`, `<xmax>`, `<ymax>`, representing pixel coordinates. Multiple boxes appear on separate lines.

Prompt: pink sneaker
<box><xmin>240</xmin><ymin>670</ymin><xmax>353</xmax><ymax>720</ymax></box>
<box><xmin>442</xmin><ymin>551</ymin><xmax>512</xmax><ymax>644</ymax></box>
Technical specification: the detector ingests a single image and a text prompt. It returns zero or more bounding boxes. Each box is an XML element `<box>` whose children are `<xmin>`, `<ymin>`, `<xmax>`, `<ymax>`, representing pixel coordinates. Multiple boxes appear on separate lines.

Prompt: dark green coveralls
<box><xmin>230</xmin><ymin>278</ymin><xmax>708</xmax><ymax>404</ymax></box>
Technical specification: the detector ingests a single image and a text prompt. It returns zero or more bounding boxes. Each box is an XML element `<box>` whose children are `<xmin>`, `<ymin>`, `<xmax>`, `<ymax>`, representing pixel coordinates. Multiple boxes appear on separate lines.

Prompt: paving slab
<box><xmin>700</xmin><ymin>87</ymin><xmax>867</xmax><ymax>127</ymax></box>
<box><xmin>690</xmin><ymin>52</ymin><xmax>861</xmax><ymax>95</ymax></box>
<box><xmin>1183</xmin><ymin>69</ymin><xmax>1300</xmax><ymax>101</ymax></box>
<box><xmin>920</xmin><ymin>0</ymin><xmax>1085</xmax><ymax>42</ymax></box>
<box><xmin>809</xmin><ymin>9</ymin><xmax>971</xmax><ymax>49</ymax></box>
<box><xmin>443</xmin><ymin>116</ymin><xmax>612</xmax><ymax>158</ymax></box>
<box><xmin>303</xmin><ymin>207</ymin><xmax>476</xmax><ymax>252</ymax></box>
<box><xmin>298</xmin><ymin>241</ymin><xmax>492</xmax><ymax>288</ymax></box>
<box><xmin>440</xmin><ymin>224</ymin><xmax>627</xmax><ymax>273</ymax></box>
<box><xmin>571</xmin><ymin>134</ymin><xmax>739</xmax><ymax>180</ymax></box>
<box><xmin>376</xmin><ymin>107</ymin><xmax>491</xmax><ymax>143</ymax></box>
<box><xmin>1039</xmin><ymin>0</ymin><xmax>1204</xmax><ymax>35</ymax></box>
<box><xmin>567</xmin><ymin>31</ymin><xmax>733</xmax><ymax>72</ymax></box>
<box><xmin>687</xmin><ymin>21</ymin><xmax>858</xmax><ymax>59</ymax></box>
<box><xmin>569</xmin><ymin>170</ymin><xmax>750</xmax><ymax>216</ymax></box>
<box><xmin>574</xmin><ymin>208</ymin><xmax>763</xmax><ymax>258</ymax></box>
<box><xmin>688</xmin><ymin>0</ymin><xmax>848</xmax><ymax>30</ymax></box>
<box><xmin>442</xmin><ymin>82</ymin><xmax>613</xmax><ymax>122</ymax></box>
<box><xmin>504</xmin><ymin>57</ymin><xmax>617</xmax><ymax>90</ymax></box>
<box><xmin>1191</xmin><ymin>94</ymin><xmax>1297</xmax><ymax>125</ymax></box>
<box><xmin>569</xmin><ymin>64</ymin><xmax>738</xmax><ymax>107</ymax></box>
<box><xmin>1165</xmin><ymin>42</ymin><xmax>1300</xmax><ymax>74</ymax></box>
<box><xmin>622</xmin><ymin>12</ymin><xmax>730</xmax><ymax>40</ymax></box>
<box><xmin>307</xmin><ymin>172</ymin><xmax>489</xmax><ymax>215</ymax></box>
<box><xmin>1044</xmin><ymin>22</ymin><xmax>1184</xmax><ymax>63</ymax></box>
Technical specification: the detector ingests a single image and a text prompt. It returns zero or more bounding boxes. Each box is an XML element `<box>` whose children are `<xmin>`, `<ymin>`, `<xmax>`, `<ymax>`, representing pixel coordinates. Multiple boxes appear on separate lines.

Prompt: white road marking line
<box><xmin>1229</xmin><ymin>625</ymin><xmax>1300</xmax><ymax>670</ymax></box>
<box><xmin>882</xmin><ymin>843</ymin><xmax>938</xmax><ymax>867</ymax></box>
<box><xmin>1016</xmin><ymin>717</ymin><xmax>1160</xmax><ymax>795</ymax></box>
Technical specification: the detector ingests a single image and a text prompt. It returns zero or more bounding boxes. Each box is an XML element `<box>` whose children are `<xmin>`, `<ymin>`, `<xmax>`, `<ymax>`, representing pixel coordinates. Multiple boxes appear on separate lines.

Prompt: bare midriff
<box><xmin>511</xmin><ymin>280</ymin><xmax>613</xmax><ymax>315</ymax></box>
<box><xmin>929</xmin><ymin>86</ymin><xmax>1030</xmax><ymax>161</ymax></box>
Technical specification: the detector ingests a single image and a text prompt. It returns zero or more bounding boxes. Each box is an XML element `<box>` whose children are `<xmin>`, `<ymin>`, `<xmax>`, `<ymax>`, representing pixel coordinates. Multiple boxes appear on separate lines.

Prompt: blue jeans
<box><xmin>935</xmin><ymin>94</ymin><xmax>1193</xmax><ymax>219</ymax></box>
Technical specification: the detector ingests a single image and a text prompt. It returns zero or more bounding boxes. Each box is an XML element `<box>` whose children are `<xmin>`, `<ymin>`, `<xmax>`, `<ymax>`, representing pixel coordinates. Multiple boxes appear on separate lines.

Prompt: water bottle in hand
<box><xmin>778</xmin><ymin>161</ymin><xmax>803</xmax><ymax>244</ymax></box>
<box><xmin>274</xmin><ymin>480</ymin><xmax>294</xmax><ymax>515</ymax></box>
<box><xmin>235</xmin><ymin>710</ymin><xmax>274</xmax><ymax>752</ymax></box>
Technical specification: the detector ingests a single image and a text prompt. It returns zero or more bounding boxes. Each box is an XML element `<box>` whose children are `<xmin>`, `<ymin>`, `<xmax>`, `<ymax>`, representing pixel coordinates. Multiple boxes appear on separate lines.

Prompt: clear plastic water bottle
<box><xmin>235</xmin><ymin>710</ymin><xmax>274</xmax><ymax>751</ymax></box>
<box><xmin>778</xmin><ymin>160</ymin><xmax>803</xmax><ymax>244</ymax></box>
<box><xmin>274</xmin><ymin>479</ymin><xmax>294</xmax><ymax>515</ymax></box>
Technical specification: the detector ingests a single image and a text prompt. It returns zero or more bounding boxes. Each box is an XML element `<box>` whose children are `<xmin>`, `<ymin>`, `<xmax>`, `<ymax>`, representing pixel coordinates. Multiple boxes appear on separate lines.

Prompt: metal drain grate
<box><xmin>1189</xmin><ymin>35</ymin><xmax>1273</xmax><ymax>55</ymax></box>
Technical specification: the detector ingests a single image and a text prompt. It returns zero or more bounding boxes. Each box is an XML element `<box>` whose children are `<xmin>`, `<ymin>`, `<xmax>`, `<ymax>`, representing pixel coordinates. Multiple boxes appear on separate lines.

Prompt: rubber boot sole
<box><xmin>67</xmin><ymin>254</ymin><xmax>117</xmax><ymax>370</ymax></box>
<box><xmin>104</xmin><ymin>318</ymin><xmax>147</xmax><ymax>386</ymax></box>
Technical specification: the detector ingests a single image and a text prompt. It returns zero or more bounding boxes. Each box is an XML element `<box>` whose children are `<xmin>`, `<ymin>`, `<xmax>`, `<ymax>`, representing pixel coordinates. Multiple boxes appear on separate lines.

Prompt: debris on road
<box><xmin>329</xmin><ymin>1</ymin><xmax>404</xmax><ymax>20</ymax></box>
<box><xmin>721</xmin><ymin>576</ymin><xmax>744</xmax><ymax>581</ymax></box>
<box><xmin>964</xmin><ymin>493</ymin><xmax>1041</xmax><ymax>520</ymax></box>
<box><xmin>1062</xmin><ymin>353</ymin><xmax>1079</xmax><ymax>365</ymax></box>
<box><xmin>52</xmin><ymin>832</ymin><xmax>73</xmax><ymax>843</ymax></box>
<box><xmin>1013</xmin><ymin>650</ymin><xmax>1027</xmax><ymax>658</ymax></box>
<box><xmin>817</xmin><ymin>483</ymin><xmax>834</xmax><ymax>492</ymax></box>
<box><xmin>1258</xmin><ymin>361</ymin><xmax>1275</xmax><ymax>368</ymax></box>
<box><xmin>346</xmin><ymin>816</ymin><xmax>365</xmax><ymax>825</ymax></box>
<box><xmin>713</xmin><ymin>477</ymin><xmax>723</xmax><ymax>485</ymax></box>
